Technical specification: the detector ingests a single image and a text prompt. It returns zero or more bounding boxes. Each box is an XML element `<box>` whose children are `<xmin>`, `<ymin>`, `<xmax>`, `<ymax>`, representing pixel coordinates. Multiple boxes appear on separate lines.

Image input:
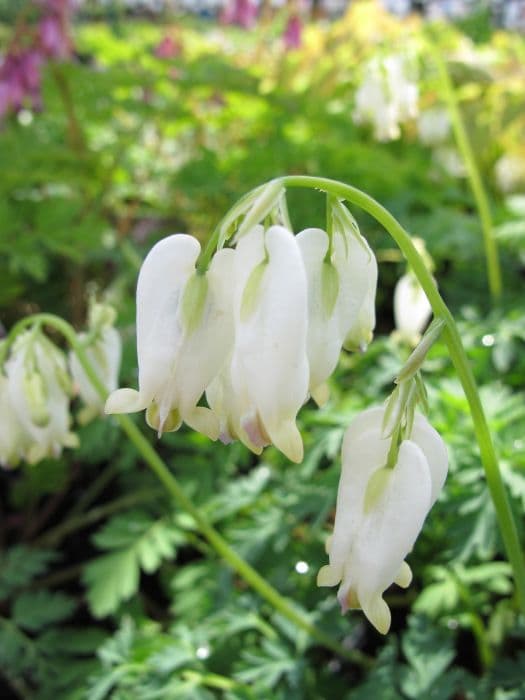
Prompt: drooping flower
<box><xmin>417</xmin><ymin>107</ymin><xmax>450</xmax><ymax>146</ymax></box>
<box><xmin>353</xmin><ymin>54</ymin><xmax>419</xmax><ymax>142</ymax></box>
<box><xmin>318</xmin><ymin>405</ymin><xmax>448</xmax><ymax>634</ymax></box>
<box><xmin>494</xmin><ymin>154</ymin><xmax>525</xmax><ymax>194</ymax></box>
<box><xmin>332</xmin><ymin>211</ymin><xmax>377</xmax><ymax>354</ymax></box>
<box><xmin>154</xmin><ymin>35</ymin><xmax>180</xmax><ymax>60</ymax></box>
<box><xmin>296</xmin><ymin>217</ymin><xmax>377</xmax><ymax>406</ymax></box>
<box><xmin>208</xmin><ymin>225</ymin><xmax>309</xmax><ymax>462</ymax></box>
<box><xmin>0</xmin><ymin>374</ymin><xmax>30</xmax><ymax>469</ymax></box>
<box><xmin>283</xmin><ymin>14</ymin><xmax>302</xmax><ymax>50</ymax></box>
<box><xmin>394</xmin><ymin>273</ymin><xmax>432</xmax><ymax>345</ymax></box>
<box><xmin>220</xmin><ymin>0</ymin><xmax>258</xmax><ymax>29</ymax></box>
<box><xmin>5</xmin><ymin>331</ymin><xmax>77</xmax><ymax>464</ymax></box>
<box><xmin>105</xmin><ymin>234</ymin><xmax>235</xmax><ymax>441</ymax></box>
<box><xmin>69</xmin><ymin>312</ymin><xmax>122</xmax><ymax>423</ymax></box>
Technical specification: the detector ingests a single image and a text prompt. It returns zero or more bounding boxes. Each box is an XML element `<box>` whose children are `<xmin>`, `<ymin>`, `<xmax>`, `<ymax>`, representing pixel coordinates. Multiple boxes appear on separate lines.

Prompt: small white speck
<box><xmin>447</xmin><ymin>619</ymin><xmax>459</xmax><ymax>629</ymax></box>
<box><xmin>514</xmin><ymin>440</ymin><xmax>524</xmax><ymax>450</ymax></box>
<box><xmin>295</xmin><ymin>561</ymin><xmax>309</xmax><ymax>574</ymax></box>
<box><xmin>196</xmin><ymin>645</ymin><xmax>210</xmax><ymax>660</ymax></box>
<box><xmin>482</xmin><ymin>334</ymin><xmax>495</xmax><ymax>347</ymax></box>
<box><xmin>18</xmin><ymin>109</ymin><xmax>33</xmax><ymax>126</ymax></box>
<box><xmin>327</xmin><ymin>659</ymin><xmax>341</xmax><ymax>673</ymax></box>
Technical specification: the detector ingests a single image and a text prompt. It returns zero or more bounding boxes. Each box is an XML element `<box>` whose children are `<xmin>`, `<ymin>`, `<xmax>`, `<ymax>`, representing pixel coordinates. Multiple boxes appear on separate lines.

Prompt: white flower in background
<box><xmin>494</xmin><ymin>154</ymin><xmax>525</xmax><ymax>194</ymax></box>
<box><xmin>353</xmin><ymin>54</ymin><xmax>418</xmax><ymax>142</ymax></box>
<box><xmin>0</xmin><ymin>374</ymin><xmax>29</xmax><ymax>468</ymax></box>
<box><xmin>208</xmin><ymin>225</ymin><xmax>309</xmax><ymax>463</ymax></box>
<box><xmin>317</xmin><ymin>405</ymin><xmax>448</xmax><ymax>634</ymax></box>
<box><xmin>69</xmin><ymin>321</ymin><xmax>122</xmax><ymax>423</ymax></box>
<box><xmin>433</xmin><ymin>146</ymin><xmax>467</xmax><ymax>178</ymax></box>
<box><xmin>394</xmin><ymin>273</ymin><xmax>432</xmax><ymax>345</ymax></box>
<box><xmin>105</xmin><ymin>234</ymin><xmax>234</xmax><ymax>441</ymax></box>
<box><xmin>417</xmin><ymin>107</ymin><xmax>450</xmax><ymax>146</ymax></box>
<box><xmin>6</xmin><ymin>332</ymin><xmax>78</xmax><ymax>464</ymax></box>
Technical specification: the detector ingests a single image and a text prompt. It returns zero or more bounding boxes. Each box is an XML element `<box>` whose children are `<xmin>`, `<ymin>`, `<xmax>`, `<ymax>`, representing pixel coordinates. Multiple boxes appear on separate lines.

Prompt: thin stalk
<box><xmin>275</xmin><ymin>175</ymin><xmax>524</xmax><ymax>615</ymax></box>
<box><xmin>428</xmin><ymin>43</ymin><xmax>502</xmax><ymax>301</ymax></box>
<box><xmin>5</xmin><ymin>313</ymin><xmax>371</xmax><ymax>667</ymax></box>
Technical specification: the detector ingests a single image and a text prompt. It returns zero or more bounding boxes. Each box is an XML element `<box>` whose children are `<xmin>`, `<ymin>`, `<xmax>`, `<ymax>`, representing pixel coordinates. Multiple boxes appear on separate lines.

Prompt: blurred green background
<box><xmin>1</xmin><ymin>1</ymin><xmax>525</xmax><ymax>698</ymax></box>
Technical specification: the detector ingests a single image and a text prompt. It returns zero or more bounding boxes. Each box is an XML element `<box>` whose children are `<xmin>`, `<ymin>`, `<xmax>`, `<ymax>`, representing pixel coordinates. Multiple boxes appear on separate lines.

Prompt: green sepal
<box><xmin>181</xmin><ymin>272</ymin><xmax>209</xmax><ymax>334</ymax></box>
<box><xmin>364</xmin><ymin>467</ymin><xmax>391</xmax><ymax>513</ymax></box>
<box><xmin>321</xmin><ymin>262</ymin><xmax>339</xmax><ymax>319</ymax></box>
<box><xmin>240</xmin><ymin>261</ymin><xmax>267</xmax><ymax>322</ymax></box>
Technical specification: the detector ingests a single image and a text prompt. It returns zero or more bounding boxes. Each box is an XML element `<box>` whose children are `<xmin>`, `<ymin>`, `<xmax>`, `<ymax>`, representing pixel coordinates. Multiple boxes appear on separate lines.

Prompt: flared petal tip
<box><xmin>268</xmin><ymin>420</ymin><xmax>304</xmax><ymax>463</ymax></box>
<box><xmin>317</xmin><ymin>564</ymin><xmax>341</xmax><ymax>588</ymax></box>
<box><xmin>394</xmin><ymin>561</ymin><xmax>413</xmax><ymax>589</ymax></box>
<box><xmin>362</xmin><ymin>595</ymin><xmax>392</xmax><ymax>635</ymax></box>
<box><xmin>105</xmin><ymin>388</ymin><xmax>148</xmax><ymax>415</ymax></box>
<box><xmin>311</xmin><ymin>383</ymin><xmax>330</xmax><ymax>408</ymax></box>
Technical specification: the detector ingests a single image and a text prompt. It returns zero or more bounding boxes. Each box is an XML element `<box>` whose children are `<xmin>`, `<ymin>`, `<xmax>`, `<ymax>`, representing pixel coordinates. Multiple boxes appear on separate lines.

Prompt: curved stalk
<box><xmin>427</xmin><ymin>41</ymin><xmax>502</xmax><ymax>301</ymax></box>
<box><xmin>276</xmin><ymin>175</ymin><xmax>523</xmax><ymax>613</ymax></box>
<box><xmin>5</xmin><ymin>313</ymin><xmax>371</xmax><ymax>667</ymax></box>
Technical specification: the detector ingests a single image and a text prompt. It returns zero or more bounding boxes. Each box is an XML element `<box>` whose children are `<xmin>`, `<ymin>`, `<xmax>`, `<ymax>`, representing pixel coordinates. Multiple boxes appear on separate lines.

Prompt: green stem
<box><xmin>275</xmin><ymin>175</ymin><xmax>524</xmax><ymax>615</ymax></box>
<box><xmin>428</xmin><ymin>42</ymin><xmax>502</xmax><ymax>301</ymax></box>
<box><xmin>5</xmin><ymin>313</ymin><xmax>370</xmax><ymax>668</ymax></box>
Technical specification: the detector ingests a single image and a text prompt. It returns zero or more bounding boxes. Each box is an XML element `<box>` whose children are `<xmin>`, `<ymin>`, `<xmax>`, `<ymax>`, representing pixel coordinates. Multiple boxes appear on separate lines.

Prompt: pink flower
<box><xmin>0</xmin><ymin>50</ymin><xmax>43</xmax><ymax>117</ymax></box>
<box><xmin>154</xmin><ymin>35</ymin><xmax>180</xmax><ymax>60</ymax></box>
<box><xmin>39</xmin><ymin>15</ymin><xmax>71</xmax><ymax>59</ymax></box>
<box><xmin>283</xmin><ymin>14</ymin><xmax>302</xmax><ymax>50</ymax></box>
<box><xmin>221</xmin><ymin>0</ymin><xmax>258</xmax><ymax>29</ymax></box>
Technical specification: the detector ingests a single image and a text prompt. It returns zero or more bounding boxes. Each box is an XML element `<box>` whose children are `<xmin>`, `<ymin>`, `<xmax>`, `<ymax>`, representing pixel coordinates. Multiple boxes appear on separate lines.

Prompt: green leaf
<box><xmin>83</xmin><ymin>549</ymin><xmax>139</xmax><ymax>619</ymax></box>
<box><xmin>84</xmin><ymin>511</ymin><xmax>178</xmax><ymax>616</ymax></box>
<box><xmin>0</xmin><ymin>546</ymin><xmax>58</xmax><ymax>601</ymax></box>
<box><xmin>12</xmin><ymin>590</ymin><xmax>76</xmax><ymax>632</ymax></box>
<box><xmin>400</xmin><ymin>615</ymin><xmax>456</xmax><ymax>699</ymax></box>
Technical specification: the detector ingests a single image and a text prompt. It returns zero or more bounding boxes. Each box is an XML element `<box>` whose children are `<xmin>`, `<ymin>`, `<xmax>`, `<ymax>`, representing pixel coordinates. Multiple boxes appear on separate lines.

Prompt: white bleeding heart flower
<box><xmin>70</xmin><ymin>326</ymin><xmax>122</xmax><ymax>421</ymax></box>
<box><xmin>332</xmin><ymin>212</ymin><xmax>378</xmax><ymax>353</ymax></box>
<box><xmin>0</xmin><ymin>373</ymin><xmax>30</xmax><ymax>468</ymax></box>
<box><xmin>394</xmin><ymin>273</ymin><xmax>432</xmax><ymax>345</ymax></box>
<box><xmin>354</xmin><ymin>54</ymin><xmax>419</xmax><ymax>142</ymax></box>
<box><xmin>6</xmin><ymin>332</ymin><xmax>78</xmax><ymax>464</ymax></box>
<box><xmin>105</xmin><ymin>234</ymin><xmax>235</xmax><ymax>441</ymax></box>
<box><xmin>317</xmin><ymin>405</ymin><xmax>448</xmax><ymax>634</ymax></box>
<box><xmin>296</xmin><ymin>228</ymin><xmax>344</xmax><ymax>407</ymax></box>
<box><xmin>296</xmin><ymin>221</ymin><xmax>377</xmax><ymax>406</ymax></box>
<box><xmin>222</xmin><ymin>225</ymin><xmax>309</xmax><ymax>463</ymax></box>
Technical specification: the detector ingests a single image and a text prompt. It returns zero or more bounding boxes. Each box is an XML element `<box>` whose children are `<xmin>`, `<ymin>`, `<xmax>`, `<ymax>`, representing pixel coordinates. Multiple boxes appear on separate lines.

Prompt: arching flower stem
<box><xmin>275</xmin><ymin>175</ymin><xmax>523</xmax><ymax>615</ymax></box>
<box><xmin>4</xmin><ymin>312</ymin><xmax>372</xmax><ymax>668</ymax></box>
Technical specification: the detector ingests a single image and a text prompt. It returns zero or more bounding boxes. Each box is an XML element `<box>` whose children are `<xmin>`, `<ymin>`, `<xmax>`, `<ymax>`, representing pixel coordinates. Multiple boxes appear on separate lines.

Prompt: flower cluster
<box><xmin>353</xmin><ymin>54</ymin><xmax>419</xmax><ymax>142</ymax></box>
<box><xmin>105</xmin><ymin>198</ymin><xmax>378</xmax><ymax>464</ymax></box>
<box><xmin>318</xmin><ymin>403</ymin><xmax>448</xmax><ymax>634</ymax></box>
<box><xmin>0</xmin><ymin>0</ymin><xmax>74</xmax><ymax>120</ymax></box>
<box><xmin>0</xmin><ymin>301</ymin><xmax>121</xmax><ymax>469</ymax></box>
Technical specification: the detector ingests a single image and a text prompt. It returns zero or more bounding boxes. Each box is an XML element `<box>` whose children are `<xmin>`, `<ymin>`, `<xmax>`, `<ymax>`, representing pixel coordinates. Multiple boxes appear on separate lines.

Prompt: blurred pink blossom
<box><xmin>0</xmin><ymin>50</ymin><xmax>44</xmax><ymax>117</ymax></box>
<box><xmin>283</xmin><ymin>14</ymin><xmax>302</xmax><ymax>49</ymax></box>
<box><xmin>154</xmin><ymin>35</ymin><xmax>180</xmax><ymax>60</ymax></box>
<box><xmin>221</xmin><ymin>0</ymin><xmax>258</xmax><ymax>29</ymax></box>
<box><xmin>39</xmin><ymin>15</ymin><xmax>71</xmax><ymax>59</ymax></box>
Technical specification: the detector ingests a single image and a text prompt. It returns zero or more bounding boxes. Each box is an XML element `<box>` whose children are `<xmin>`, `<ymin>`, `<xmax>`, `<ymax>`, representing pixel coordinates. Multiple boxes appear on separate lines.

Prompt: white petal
<box><xmin>332</xmin><ymin>226</ymin><xmax>378</xmax><ymax>351</ymax></box>
<box><xmin>410</xmin><ymin>411</ymin><xmax>448</xmax><ymax>506</ymax></box>
<box><xmin>175</xmin><ymin>248</ymin><xmax>235</xmax><ymax>420</ymax></box>
<box><xmin>231</xmin><ymin>225</ymin><xmax>309</xmax><ymax>462</ymax></box>
<box><xmin>136</xmin><ymin>234</ymin><xmax>201</xmax><ymax>408</ymax></box>
<box><xmin>393</xmin><ymin>274</ymin><xmax>432</xmax><ymax>343</ymax></box>
<box><xmin>297</xmin><ymin>228</ymin><xmax>343</xmax><ymax>397</ymax></box>
<box><xmin>337</xmin><ymin>440</ymin><xmax>432</xmax><ymax>634</ymax></box>
<box><xmin>105</xmin><ymin>388</ymin><xmax>148</xmax><ymax>414</ymax></box>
